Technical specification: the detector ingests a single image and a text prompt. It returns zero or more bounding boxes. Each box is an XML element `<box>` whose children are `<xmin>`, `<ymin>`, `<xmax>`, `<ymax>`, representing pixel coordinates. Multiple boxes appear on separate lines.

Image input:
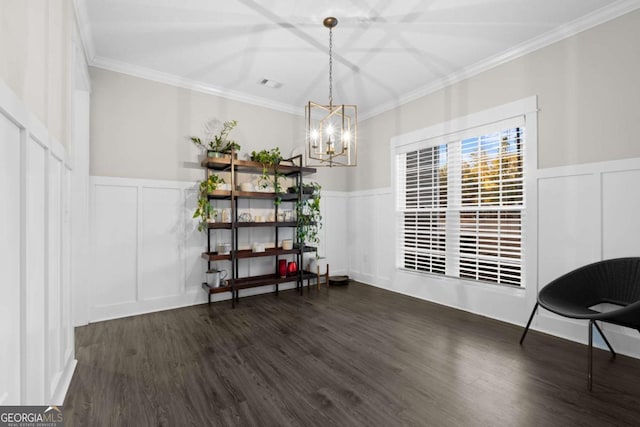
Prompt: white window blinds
<box><xmin>396</xmin><ymin>119</ymin><xmax>525</xmax><ymax>287</ymax></box>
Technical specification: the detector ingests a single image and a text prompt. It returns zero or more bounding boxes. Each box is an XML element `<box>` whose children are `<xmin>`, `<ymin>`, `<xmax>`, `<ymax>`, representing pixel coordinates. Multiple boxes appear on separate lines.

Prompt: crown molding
<box><xmin>72</xmin><ymin>0</ymin><xmax>96</xmax><ymax>63</ymax></box>
<box><xmin>360</xmin><ymin>0</ymin><xmax>640</xmax><ymax>120</ymax></box>
<box><xmin>89</xmin><ymin>56</ymin><xmax>302</xmax><ymax>116</ymax></box>
<box><xmin>74</xmin><ymin>0</ymin><xmax>640</xmax><ymax>121</ymax></box>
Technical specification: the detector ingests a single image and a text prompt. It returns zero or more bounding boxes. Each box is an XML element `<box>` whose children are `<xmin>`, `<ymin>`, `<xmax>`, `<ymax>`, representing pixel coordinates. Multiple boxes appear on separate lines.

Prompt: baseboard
<box><xmin>89</xmin><ymin>281</ymin><xmax>312</xmax><ymax>323</ymax></box>
<box><xmin>52</xmin><ymin>358</ymin><xmax>77</xmax><ymax>405</ymax></box>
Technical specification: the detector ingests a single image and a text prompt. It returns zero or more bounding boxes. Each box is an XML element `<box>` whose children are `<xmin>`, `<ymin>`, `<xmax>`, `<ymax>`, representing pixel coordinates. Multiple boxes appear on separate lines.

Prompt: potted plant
<box><xmin>287</xmin><ymin>183</ymin><xmax>318</xmax><ymax>194</ymax></box>
<box><xmin>190</xmin><ymin>119</ymin><xmax>240</xmax><ymax>158</ymax></box>
<box><xmin>296</xmin><ymin>182</ymin><xmax>322</xmax><ymax>255</ymax></box>
<box><xmin>193</xmin><ymin>175</ymin><xmax>225</xmax><ymax>231</ymax></box>
<box><xmin>251</xmin><ymin>147</ymin><xmax>284</xmax><ymax>205</ymax></box>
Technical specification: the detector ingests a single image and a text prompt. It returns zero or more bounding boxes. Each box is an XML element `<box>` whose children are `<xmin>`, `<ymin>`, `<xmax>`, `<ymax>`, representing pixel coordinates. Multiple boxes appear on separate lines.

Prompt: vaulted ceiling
<box><xmin>76</xmin><ymin>0</ymin><xmax>636</xmax><ymax>118</ymax></box>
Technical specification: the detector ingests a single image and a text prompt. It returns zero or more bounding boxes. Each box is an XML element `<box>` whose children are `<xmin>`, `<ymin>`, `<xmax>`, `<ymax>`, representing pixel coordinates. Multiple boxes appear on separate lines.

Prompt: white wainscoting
<box><xmin>89</xmin><ymin>178</ymin><xmax>349</xmax><ymax>322</ymax></box>
<box><xmin>350</xmin><ymin>157</ymin><xmax>640</xmax><ymax>360</ymax></box>
<box><xmin>0</xmin><ymin>81</ymin><xmax>76</xmax><ymax>405</ymax></box>
<box><xmin>533</xmin><ymin>158</ymin><xmax>640</xmax><ymax>357</ymax></box>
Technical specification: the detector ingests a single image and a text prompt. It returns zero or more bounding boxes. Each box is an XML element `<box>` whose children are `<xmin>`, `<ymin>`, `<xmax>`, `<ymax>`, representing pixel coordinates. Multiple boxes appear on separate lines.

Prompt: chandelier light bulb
<box><xmin>326</xmin><ymin>124</ymin><xmax>334</xmax><ymax>136</ymax></box>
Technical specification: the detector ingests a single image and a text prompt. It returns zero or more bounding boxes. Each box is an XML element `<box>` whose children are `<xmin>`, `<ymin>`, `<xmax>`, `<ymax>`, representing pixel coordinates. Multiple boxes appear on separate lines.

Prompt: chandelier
<box><xmin>306</xmin><ymin>17</ymin><xmax>357</xmax><ymax>167</ymax></box>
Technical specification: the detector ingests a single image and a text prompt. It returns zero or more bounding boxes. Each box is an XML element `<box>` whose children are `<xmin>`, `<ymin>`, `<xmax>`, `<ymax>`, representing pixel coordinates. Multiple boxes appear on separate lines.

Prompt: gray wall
<box><xmin>89</xmin><ymin>67</ymin><xmax>350</xmax><ymax>190</ymax></box>
<box><xmin>350</xmin><ymin>9</ymin><xmax>640</xmax><ymax>191</ymax></box>
<box><xmin>88</xmin><ymin>9</ymin><xmax>640</xmax><ymax>192</ymax></box>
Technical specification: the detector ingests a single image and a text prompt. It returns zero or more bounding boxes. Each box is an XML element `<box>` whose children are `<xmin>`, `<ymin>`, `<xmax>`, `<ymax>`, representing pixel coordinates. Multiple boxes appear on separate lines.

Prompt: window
<box><xmin>396</xmin><ymin>117</ymin><xmax>526</xmax><ymax>287</ymax></box>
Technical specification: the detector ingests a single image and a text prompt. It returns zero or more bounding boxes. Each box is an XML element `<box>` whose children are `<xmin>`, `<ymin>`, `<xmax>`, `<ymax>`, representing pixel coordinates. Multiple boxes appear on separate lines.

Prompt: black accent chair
<box><xmin>520</xmin><ymin>257</ymin><xmax>640</xmax><ymax>390</ymax></box>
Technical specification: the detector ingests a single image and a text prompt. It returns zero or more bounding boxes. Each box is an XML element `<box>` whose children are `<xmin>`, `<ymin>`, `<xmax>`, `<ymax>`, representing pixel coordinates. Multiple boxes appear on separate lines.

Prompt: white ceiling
<box><xmin>76</xmin><ymin>0</ymin><xmax>637</xmax><ymax>118</ymax></box>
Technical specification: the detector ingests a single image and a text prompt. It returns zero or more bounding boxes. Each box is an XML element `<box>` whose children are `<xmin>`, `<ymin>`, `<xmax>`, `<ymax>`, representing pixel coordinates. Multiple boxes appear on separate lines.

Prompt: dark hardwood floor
<box><xmin>64</xmin><ymin>282</ymin><xmax>640</xmax><ymax>426</ymax></box>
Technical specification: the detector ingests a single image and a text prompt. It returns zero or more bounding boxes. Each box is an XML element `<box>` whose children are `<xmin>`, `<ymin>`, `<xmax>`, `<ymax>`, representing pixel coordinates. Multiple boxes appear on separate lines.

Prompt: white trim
<box><xmin>391</xmin><ymin>96</ymin><xmax>537</xmax><ymax>149</ymax></box>
<box><xmin>537</xmin><ymin>156</ymin><xmax>640</xmax><ymax>178</ymax></box>
<box><xmin>361</xmin><ymin>0</ymin><xmax>640</xmax><ymax>120</ymax></box>
<box><xmin>321</xmin><ymin>190</ymin><xmax>351</xmax><ymax>199</ymax></box>
<box><xmin>0</xmin><ymin>78</ymin><xmax>77</xmax><ymax>403</ymax></box>
<box><xmin>18</xmin><ymin>111</ymin><xmax>27</xmax><ymax>405</ymax></box>
<box><xmin>92</xmin><ymin>175</ymin><xmax>195</xmax><ymax>190</ymax></box>
<box><xmin>90</xmin><ymin>56</ymin><xmax>302</xmax><ymax>116</ymax></box>
<box><xmin>50</xmin><ymin>359</ymin><xmax>76</xmax><ymax>406</ymax></box>
<box><xmin>72</xmin><ymin>0</ymin><xmax>96</xmax><ymax>64</ymax></box>
<box><xmin>391</xmin><ymin>96</ymin><xmax>537</xmax><ymax>288</ymax></box>
<box><xmin>72</xmin><ymin>1</ymin><xmax>639</xmax><ymax>120</ymax></box>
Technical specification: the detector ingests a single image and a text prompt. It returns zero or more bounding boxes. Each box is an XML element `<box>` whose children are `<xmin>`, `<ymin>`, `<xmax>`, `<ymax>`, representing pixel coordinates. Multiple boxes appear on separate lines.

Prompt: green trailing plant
<box><xmin>251</xmin><ymin>147</ymin><xmax>282</xmax><ymax>173</ymax></box>
<box><xmin>193</xmin><ymin>175</ymin><xmax>225</xmax><ymax>232</ymax></box>
<box><xmin>296</xmin><ymin>182</ymin><xmax>322</xmax><ymax>256</ymax></box>
<box><xmin>251</xmin><ymin>147</ymin><xmax>284</xmax><ymax>205</ymax></box>
<box><xmin>190</xmin><ymin>119</ymin><xmax>240</xmax><ymax>155</ymax></box>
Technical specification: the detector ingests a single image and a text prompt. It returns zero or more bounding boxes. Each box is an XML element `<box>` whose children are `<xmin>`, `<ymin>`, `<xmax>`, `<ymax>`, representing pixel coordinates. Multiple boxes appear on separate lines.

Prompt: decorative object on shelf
<box><xmin>238</xmin><ymin>212</ymin><xmax>252</xmax><ymax>222</ymax></box>
<box><xmin>279</xmin><ymin>259</ymin><xmax>287</xmax><ymax>278</ymax></box>
<box><xmin>282</xmin><ymin>239</ymin><xmax>293</xmax><ymax>250</ymax></box>
<box><xmin>250</xmin><ymin>147</ymin><xmax>284</xmax><ymax>205</ymax></box>
<box><xmin>239</xmin><ymin>182</ymin><xmax>253</xmax><ymax>192</ymax></box>
<box><xmin>305</xmin><ymin>17</ymin><xmax>357</xmax><ymax>168</ymax></box>
<box><xmin>193</xmin><ymin>175</ymin><xmax>225</xmax><ymax>231</ymax></box>
<box><xmin>252</xmin><ymin>243</ymin><xmax>265</xmax><ymax>253</ymax></box>
<box><xmin>287</xmin><ymin>184</ymin><xmax>315</xmax><ymax>194</ymax></box>
<box><xmin>206</xmin><ymin>269</ymin><xmax>227</xmax><ymax>288</ymax></box>
<box><xmin>296</xmin><ymin>182</ymin><xmax>322</xmax><ymax>256</ymax></box>
<box><xmin>190</xmin><ymin>119</ymin><xmax>240</xmax><ymax>158</ymax></box>
<box><xmin>221</xmin><ymin>208</ymin><xmax>231</xmax><ymax>223</ymax></box>
<box><xmin>287</xmin><ymin>261</ymin><xmax>298</xmax><ymax>275</ymax></box>
<box><xmin>216</xmin><ymin>243</ymin><xmax>231</xmax><ymax>255</ymax></box>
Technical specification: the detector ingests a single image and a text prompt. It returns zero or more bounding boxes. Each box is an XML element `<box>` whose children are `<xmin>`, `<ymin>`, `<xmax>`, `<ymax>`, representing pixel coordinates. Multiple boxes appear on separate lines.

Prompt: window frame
<box><xmin>391</xmin><ymin>96</ymin><xmax>538</xmax><ymax>289</ymax></box>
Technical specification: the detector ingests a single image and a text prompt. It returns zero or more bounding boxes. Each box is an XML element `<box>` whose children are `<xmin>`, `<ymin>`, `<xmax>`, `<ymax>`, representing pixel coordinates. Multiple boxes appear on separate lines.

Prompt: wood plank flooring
<box><xmin>64</xmin><ymin>282</ymin><xmax>640</xmax><ymax>426</ymax></box>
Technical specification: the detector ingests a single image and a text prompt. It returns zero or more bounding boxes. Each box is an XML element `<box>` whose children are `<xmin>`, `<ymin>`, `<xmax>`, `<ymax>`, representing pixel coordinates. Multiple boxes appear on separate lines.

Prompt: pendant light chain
<box><xmin>328</xmin><ymin>25</ymin><xmax>333</xmax><ymax>109</ymax></box>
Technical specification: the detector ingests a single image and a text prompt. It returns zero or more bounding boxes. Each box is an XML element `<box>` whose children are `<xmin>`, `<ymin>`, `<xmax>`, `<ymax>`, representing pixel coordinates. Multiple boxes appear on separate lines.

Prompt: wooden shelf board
<box><xmin>231</xmin><ymin>272</ymin><xmax>316</xmax><ymax>289</ymax></box>
<box><xmin>201</xmin><ymin>247</ymin><xmax>313</xmax><ymax>261</ymax></box>
<box><xmin>200</xmin><ymin>157</ymin><xmax>233</xmax><ymax>170</ymax></box>
<box><xmin>235</xmin><ymin>221</ymin><xmax>297</xmax><ymax>228</ymax></box>
<box><xmin>201</xmin><ymin>252</ymin><xmax>231</xmax><ymax>261</ymax></box>
<box><xmin>202</xmin><ymin>282</ymin><xmax>233</xmax><ymax>294</ymax></box>
<box><xmin>202</xmin><ymin>271</ymin><xmax>315</xmax><ymax>294</ymax></box>
<box><xmin>235</xmin><ymin>247</ymin><xmax>299</xmax><ymax>259</ymax></box>
<box><xmin>201</xmin><ymin>157</ymin><xmax>316</xmax><ymax>175</ymax></box>
<box><xmin>207</xmin><ymin>190</ymin><xmax>232</xmax><ymax>200</ymax></box>
<box><xmin>207</xmin><ymin>222</ymin><xmax>233</xmax><ymax>229</ymax></box>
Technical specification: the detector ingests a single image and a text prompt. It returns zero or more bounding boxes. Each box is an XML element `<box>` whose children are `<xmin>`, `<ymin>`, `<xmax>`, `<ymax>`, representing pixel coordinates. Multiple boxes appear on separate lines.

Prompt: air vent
<box><xmin>258</xmin><ymin>78</ymin><xmax>282</xmax><ymax>89</ymax></box>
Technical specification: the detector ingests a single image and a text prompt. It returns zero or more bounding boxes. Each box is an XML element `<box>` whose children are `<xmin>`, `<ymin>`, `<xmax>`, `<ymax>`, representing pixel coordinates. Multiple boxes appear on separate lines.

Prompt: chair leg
<box><xmin>520</xmin><ymin>302</ymin><xmax>539</xmax><ymax>345</ymax></box>
<box><xmin>592</xmin><ymin>321</ymin><xmax>616</xmax><ymax>357</ymax></box>
<box><xmin>588</xmin><ymin>320</ymin><xmax>594</xmax><ymax>391</ymax></box>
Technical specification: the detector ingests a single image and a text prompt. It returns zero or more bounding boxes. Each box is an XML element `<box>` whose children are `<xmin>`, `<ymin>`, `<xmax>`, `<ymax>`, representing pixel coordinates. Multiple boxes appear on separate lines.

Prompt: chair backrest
<box><xmin>542</xmin><ymin>258</ymin><xmax>640</xmax><ymax>307</ymax></box>
<box><xmin>595</xmin><ymin>258</ymin><xmax>640</xmax><ymax>305</ymax></box>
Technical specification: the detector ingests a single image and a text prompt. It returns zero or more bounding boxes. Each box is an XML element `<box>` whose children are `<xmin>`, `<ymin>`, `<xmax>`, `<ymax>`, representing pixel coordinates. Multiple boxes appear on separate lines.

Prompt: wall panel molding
<box><xmin>89</xmin><ymin>177</ymin><xmax>350</xmax><ymax>321</ymax></box>
<box><xmin>351</xmin><ymin>157</ymin><xmax>640</xmax><ymax>360</ymax></box>
<box><xmin>0</xmin><ymin>78</ymin><xmax>75</xmax><ymax>405</ymax></box>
